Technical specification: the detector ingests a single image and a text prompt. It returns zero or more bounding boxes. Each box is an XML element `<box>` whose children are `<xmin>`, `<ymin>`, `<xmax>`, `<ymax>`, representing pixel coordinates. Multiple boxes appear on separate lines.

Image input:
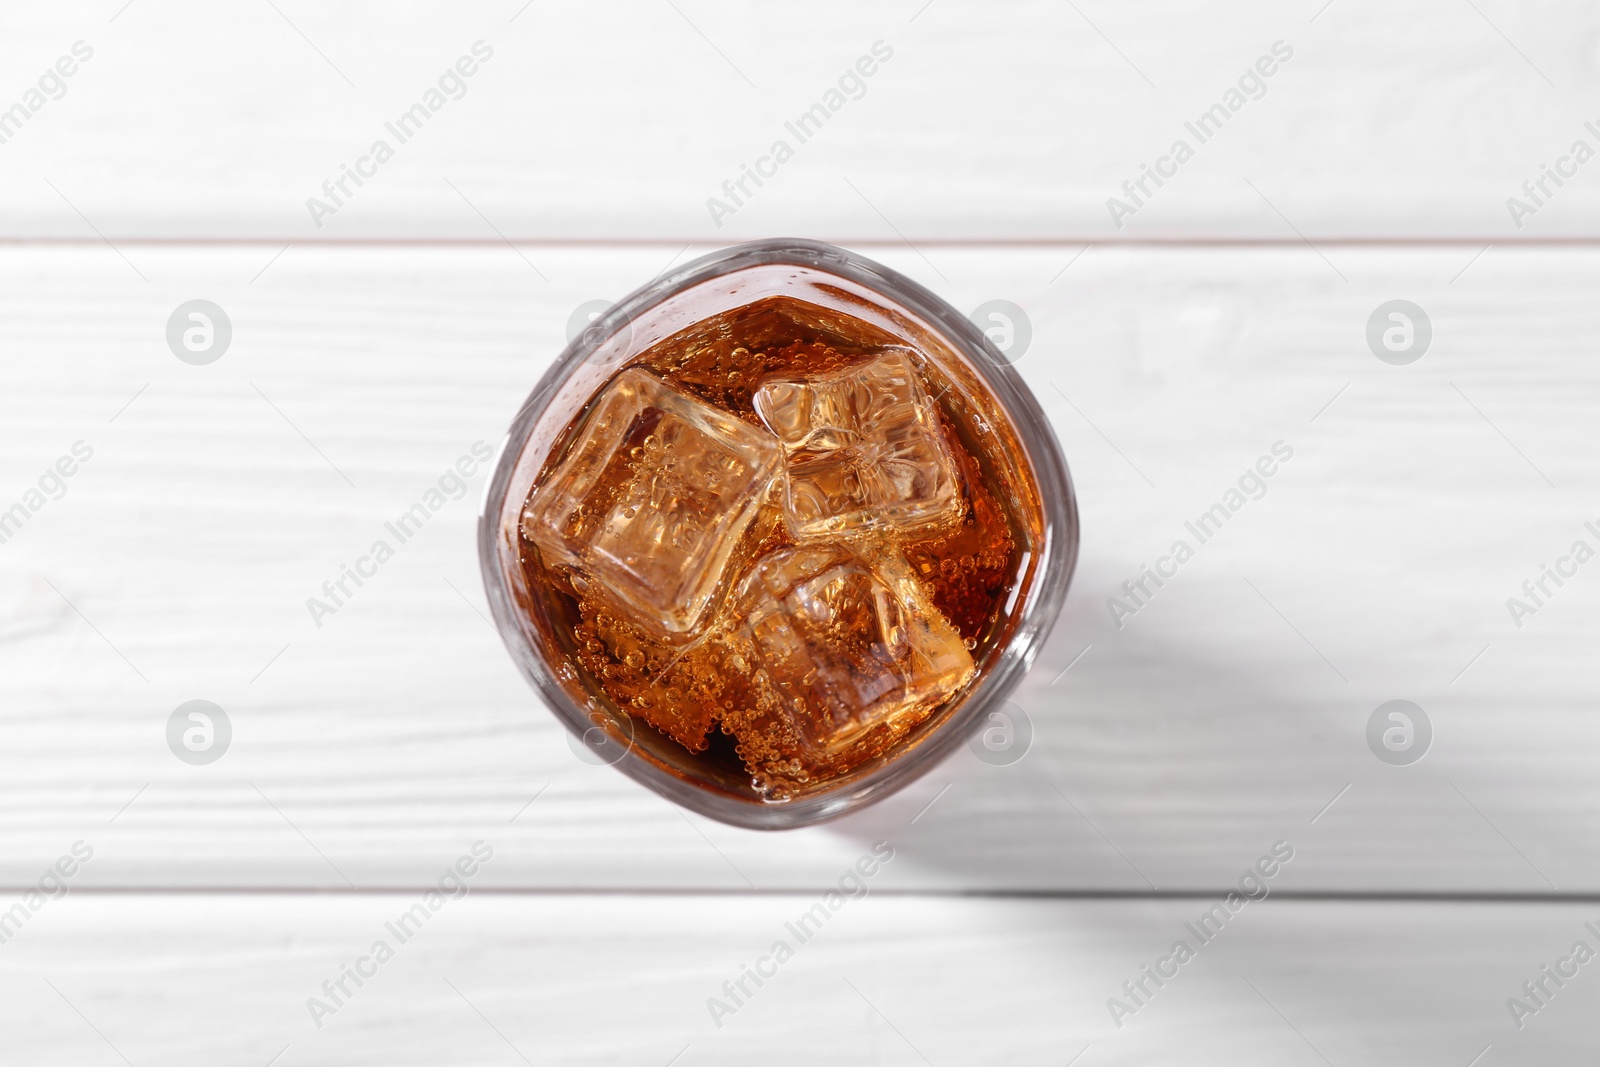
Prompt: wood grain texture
<box><xmin>0</xmin><ymin>892</ymin><xmax>1595</xmax><ymax>1065</ymax></box>
<box><xmin>1</xmin><ymin>243</ymin><xmax>1595</xmax><ymax>891</ymax></box>
<box><xmin>4</xmin><ymin>1</ymin><xmax>1600</xmax><ymax>239</ymax></box>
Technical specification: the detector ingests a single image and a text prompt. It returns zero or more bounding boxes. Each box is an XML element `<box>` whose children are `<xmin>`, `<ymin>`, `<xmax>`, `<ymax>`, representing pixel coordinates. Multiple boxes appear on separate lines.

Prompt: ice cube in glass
<box><xmin>752</xmin><ymin>349</ymin><xmax>962</xmax><ymax>541</ymax></box>
<box><xmin>522</xmin><ymin>368</ymin><xmax>781</xmax><ymax>637</ymax></box>
<box><xmin>730</xmin><ymin>541</ymin><xmax>976</xmax><ymax>756</ymax></box>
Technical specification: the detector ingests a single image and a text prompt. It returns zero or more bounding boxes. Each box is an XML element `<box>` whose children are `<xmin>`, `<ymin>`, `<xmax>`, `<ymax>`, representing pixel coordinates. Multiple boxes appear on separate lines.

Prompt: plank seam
<box><xmin>25</xmin><ymin>888</ymin><xmax>1600</xmax><ymax>903</ymax></box>
<box><xmin>5</xmin><ymin>237</ymin><xmax>1600</xmax><ymax>248</ymax></box>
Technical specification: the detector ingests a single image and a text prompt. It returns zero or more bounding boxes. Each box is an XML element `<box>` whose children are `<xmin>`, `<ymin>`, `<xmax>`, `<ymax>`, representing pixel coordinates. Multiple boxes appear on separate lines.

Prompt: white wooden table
<box><xmin>3</xmin><ymin>2</ymin><xmax>1598</xmax><ymax>1063</ymax></box>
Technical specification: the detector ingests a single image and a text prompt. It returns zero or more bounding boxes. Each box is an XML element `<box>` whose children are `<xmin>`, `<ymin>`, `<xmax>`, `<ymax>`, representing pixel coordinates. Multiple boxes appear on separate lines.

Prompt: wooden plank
<box><xmin>2</xmin><ymin>2</ymin><xmax>1597</xmax><ymax>239</ymax></box>
<box><xmin>1</xmin><ymin>243</ymin><xmax>1597</xmax><ymax>890</ymax></box>
<box><xmin>0</xmin><ymin>892</ymin><xmax>1595</xmax><ymax>1064</ymax></box>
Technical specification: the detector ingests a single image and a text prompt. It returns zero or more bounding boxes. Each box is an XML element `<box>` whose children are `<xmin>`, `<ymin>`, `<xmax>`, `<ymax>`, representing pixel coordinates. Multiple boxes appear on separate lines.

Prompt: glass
<box><xmin>479</xmin><ymin>239</ymin><xmax>1077</xmax><ymax>829</ymax></box>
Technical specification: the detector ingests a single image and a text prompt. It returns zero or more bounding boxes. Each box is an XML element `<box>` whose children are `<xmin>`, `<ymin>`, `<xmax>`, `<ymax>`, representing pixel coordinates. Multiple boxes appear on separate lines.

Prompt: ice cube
<box><xmin>752</xmin><ymin>349</ymin><xmax>962</xmax><ymax>540</ymax></box>
<box><xmin>523</xmin><ymin>368</ymin><xmax>782</xmax><ymax>637</ymax></box>
<box><xmin>730</xmin><ymin>542</ymin><xmax>974</xmax><ymax>756</ymax></box>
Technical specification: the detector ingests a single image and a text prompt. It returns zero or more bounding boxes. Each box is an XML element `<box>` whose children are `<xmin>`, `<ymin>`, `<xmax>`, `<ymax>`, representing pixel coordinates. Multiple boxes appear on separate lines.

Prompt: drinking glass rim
<box><xmin>478</xmin><ymin>238</ymin><xmax>1078</xmax><ymax>830</ymax></box>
